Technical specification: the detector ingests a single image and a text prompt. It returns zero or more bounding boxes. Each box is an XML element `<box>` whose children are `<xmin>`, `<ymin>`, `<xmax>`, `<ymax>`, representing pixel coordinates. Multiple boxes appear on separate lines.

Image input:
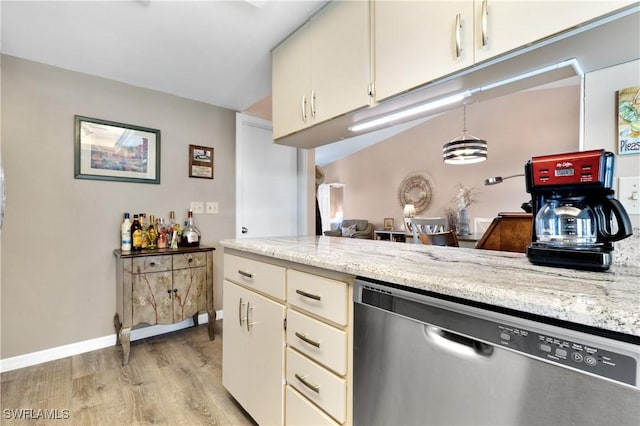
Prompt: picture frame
<box><xmin>189</xmin><ymin>144</ymin><xmax>214</xmax><ymax>179</ymax></box>
<box><xmin>74</xmin><ymin>115</ymin><xmax>160</xmax><ymax>184</ymax></box>
<box><xmin>384</xmin><ymin>218</ymin><xmax>394</xmax><ymax>230</ymax></box>
<box><xmin>617</xmin><ymin>86</ymin><xmax>640</xmax><ymax>156</ymax></box>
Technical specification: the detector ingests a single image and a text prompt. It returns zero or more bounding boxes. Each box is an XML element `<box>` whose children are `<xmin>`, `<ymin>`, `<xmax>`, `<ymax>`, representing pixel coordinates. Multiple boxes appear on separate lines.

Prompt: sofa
<box><xmin>324</xmin><ymin>219</ymin><xmax>374</xmax><ymax>239</ymax></box>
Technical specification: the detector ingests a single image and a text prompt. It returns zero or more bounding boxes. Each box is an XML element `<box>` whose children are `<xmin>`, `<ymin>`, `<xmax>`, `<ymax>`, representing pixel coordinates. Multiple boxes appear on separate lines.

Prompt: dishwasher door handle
<box><xmin>426</xmin><ymin>325</ymin><xmax>493</xmax><ymax>357</ymax></box>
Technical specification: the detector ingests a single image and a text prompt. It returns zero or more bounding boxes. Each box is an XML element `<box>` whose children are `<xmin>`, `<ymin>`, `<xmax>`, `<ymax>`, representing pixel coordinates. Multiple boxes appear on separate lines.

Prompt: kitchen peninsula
<box><xmin>220</xmin><ymin>235</ymin><xmax>639</xmax><ymax>425</ymax></box>
<box><xmin>222</xmin><ymin>235</ymin><xmax>639</xmax><ymax>335</ymax></box>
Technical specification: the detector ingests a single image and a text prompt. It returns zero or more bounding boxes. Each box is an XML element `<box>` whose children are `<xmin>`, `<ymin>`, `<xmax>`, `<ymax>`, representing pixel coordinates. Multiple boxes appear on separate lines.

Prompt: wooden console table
<box><xmin>113</xmin><ymin>246</ymin><xmax>215</xmax><ymax>365</ymax></box>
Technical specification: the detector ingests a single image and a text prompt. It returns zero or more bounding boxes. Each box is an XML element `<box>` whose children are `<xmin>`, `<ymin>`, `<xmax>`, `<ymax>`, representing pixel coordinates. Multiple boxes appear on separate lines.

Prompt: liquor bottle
<box><xmin>140</xmin><ymin>213</ymin><xmax>149</xmax><ymax>249</ymax></box>
<box><xmin>169</xmin><ymin>211</ymin><xmax>181</xmax><ymax>249</ymax></box>
<box><xmin>181</xmin><ymin>209</ymin><xmax>201</xmax><ymax>247</ymax></box>
<box><xmin>121</xmin><ymin>213</ymin><xmax>132</xmax><ymax>251</ymax></box>
<box><xmin>131</xmin><ymin>214</ymin><xmax>143</xmax><ymax>251</ymax></box>
<box><xmin>147</xmin><ymin>214</ymin><xmax>158</xmax><ymax>250</ymax></box>
<box><xmin>157</xmin><ymin>217</ymin><xmax>168</xmax><ymax>249</ymax></box>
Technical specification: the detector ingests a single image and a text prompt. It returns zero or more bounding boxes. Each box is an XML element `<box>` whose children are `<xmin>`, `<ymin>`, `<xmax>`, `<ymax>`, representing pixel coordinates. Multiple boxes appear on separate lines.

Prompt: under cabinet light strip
<box><xmin>348</xmin><ymin>91</ymin><xmax>471</xmax><ymax>132</ymax></box>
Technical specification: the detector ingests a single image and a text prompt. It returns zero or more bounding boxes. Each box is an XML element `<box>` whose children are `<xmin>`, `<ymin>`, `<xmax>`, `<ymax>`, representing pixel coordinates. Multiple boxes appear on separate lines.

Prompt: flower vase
<box><xmin>457</xmin><ymin>207</ymin><xmax>470</xmax><ymax>236</ymax></box>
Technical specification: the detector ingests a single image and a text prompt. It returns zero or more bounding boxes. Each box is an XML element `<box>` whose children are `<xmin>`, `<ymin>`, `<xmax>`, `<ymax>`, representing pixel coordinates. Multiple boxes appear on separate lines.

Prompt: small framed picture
<box><xmin>74</xmin><ymin>115</ymin><xmax>160</xmax><ymax>184</ymax></box>
<box><xmin>384</xmin><ymin>218</ymin><xmax>394</xmax><ymax>230</ymax></box>
<box><xmin>189</xmin><ymin>145</ymin><xmax>214</xmax><ymax>179</ymax></box>
<box><xmin>617</xmin><ymin>86</ymin><xmax>640</xmax><ymax>156</ymax></box>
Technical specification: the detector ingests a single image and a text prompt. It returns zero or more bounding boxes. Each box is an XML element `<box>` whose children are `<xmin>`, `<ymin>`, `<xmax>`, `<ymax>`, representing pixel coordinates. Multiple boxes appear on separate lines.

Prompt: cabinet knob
<box><xmin>188</xmin><ymin>257</ymin><xmax>193</xmax><ymax>263</ymax></box>
<box><xmin>150</xmin><ymin>262</ymin><xmax>156</xmax><ymax>267</ymax></box>
<box><xmin>173</xmin><ymin>288</ymin><xmax>178</xmax><ymax>293</ymax></box>
<box><xmin>167</xmin><ymin>289</ymin><xmax>172</xmax><ymax>294</ymax></box>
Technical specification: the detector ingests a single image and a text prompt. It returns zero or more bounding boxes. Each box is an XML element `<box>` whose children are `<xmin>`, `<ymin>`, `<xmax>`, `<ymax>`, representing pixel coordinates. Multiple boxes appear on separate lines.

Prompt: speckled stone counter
<box><xmin>220</xmin><ymin>235</ymin><xmax>640</xmax><ymax>337</ymax></box>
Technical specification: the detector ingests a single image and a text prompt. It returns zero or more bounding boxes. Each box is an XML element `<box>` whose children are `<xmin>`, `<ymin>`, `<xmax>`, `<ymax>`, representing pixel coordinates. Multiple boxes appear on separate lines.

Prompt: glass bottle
<box><xmin>140</xmin><ymin>213</ymin><xmax>149</xmax><ymax>249</ymax></box>
<box><xmin>169</xmin><ymin>211</ymin><xmax>181</xmax><ymax>249</ymax></box>
<box><xmin>147</xmin><ymin>214</ymin><xmax>158</xmax><ymax>250</ymax></box>
<box><xmin>157</xmin><ymin>217</ymin><xmax>168</xmax><ymax>249</ymax></box>
<box><xmin>131</xmin><ymin>214</ymin><xmax>143</xmax><ymax>251</ymax></box>
<box><xmin>121</xmin><ymin>213</ymin><xmax>132</xmax><ymax>251</ymax></box>
<box><xmin>181</xmin><ymin>209</ymin><xmax>201</xmax><ymax>247</ymax></box>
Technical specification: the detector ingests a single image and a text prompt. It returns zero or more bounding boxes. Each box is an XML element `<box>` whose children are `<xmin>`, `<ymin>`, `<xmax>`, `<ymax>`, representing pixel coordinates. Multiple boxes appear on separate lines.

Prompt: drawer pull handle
<box><xmin>295</xmin><ymin>289</ymin><xmax>321</xmax><ymax>301</ymax></box>
<box><xmin>188</xmin><ymin>258</ymin><xmax>193</xmax><ymax>263</ymax></box>
<box><xmin>150</xmin><ymin>262</ymin><xmax>156</xmax><ymax>267</ymax></box>
<box><xmin>295</xmin><ymin>373</ymin><xmax>320</xmax><ymax>393</ymax></box>
<box><xmin>295</xmin><ymin>332</ymin><xmax>320</xmax><ymax>348</ymax></box>
<box><xmin>238</xmin><ymin>270</ymin><xmax>253</xmax><ymax>279</ymax></box>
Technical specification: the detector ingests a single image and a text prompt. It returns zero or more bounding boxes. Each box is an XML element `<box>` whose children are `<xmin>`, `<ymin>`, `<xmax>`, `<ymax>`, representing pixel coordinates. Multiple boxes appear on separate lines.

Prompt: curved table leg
<box><xmin>120</xmin><ymin>328</ymin><xmax>131</xmax><ymax>366</ymax></box>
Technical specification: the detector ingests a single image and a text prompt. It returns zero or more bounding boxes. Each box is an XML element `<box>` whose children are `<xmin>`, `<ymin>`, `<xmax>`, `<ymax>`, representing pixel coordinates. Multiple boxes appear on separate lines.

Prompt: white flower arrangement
<box><xmin>454</xmin><ymin>183</ymin><xmax>480</xmax><ymax>210</ymax></box>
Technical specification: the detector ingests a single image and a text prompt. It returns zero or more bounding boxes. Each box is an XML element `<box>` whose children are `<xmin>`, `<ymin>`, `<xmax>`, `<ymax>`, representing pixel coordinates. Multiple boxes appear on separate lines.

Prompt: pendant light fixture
<box><xmin>443</xmin><ymin>104</ymin><xmax>487</xmax><ymax>165</ymax></box>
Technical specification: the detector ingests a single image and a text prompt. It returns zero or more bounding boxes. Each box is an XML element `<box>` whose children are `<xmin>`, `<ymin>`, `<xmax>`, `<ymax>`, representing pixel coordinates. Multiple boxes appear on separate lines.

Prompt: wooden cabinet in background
<box><xmin>113</xmin><ymin>246</ymin><xmax>215</xmax><ymax>365</ymax></box>
<box><xmin>476</xmin><ymin>212</ymin><xmax>532</xmax><ymax>253</ymax></box>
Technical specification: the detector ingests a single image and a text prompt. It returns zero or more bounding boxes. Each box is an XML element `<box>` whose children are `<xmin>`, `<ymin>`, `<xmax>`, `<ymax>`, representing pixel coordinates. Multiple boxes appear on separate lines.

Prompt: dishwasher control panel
<box><xmin>496</xmin><ymin>325</ymin><xmax>637</xmax><ymax>386</ymax></box>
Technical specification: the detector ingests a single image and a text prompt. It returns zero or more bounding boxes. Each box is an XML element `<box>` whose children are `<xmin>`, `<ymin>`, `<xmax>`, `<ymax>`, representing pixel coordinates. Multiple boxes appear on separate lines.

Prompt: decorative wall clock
<box><xmin>398</xmin><ymin>172</ymin><xmax>433</xmax><ymax>214</ymax></box>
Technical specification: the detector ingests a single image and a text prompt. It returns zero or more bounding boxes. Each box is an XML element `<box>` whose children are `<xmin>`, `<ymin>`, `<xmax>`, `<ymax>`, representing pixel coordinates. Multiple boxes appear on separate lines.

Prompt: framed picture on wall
<box><xmin>74</xmin><ymin>115</ymin><xmax>161</xmax><ymax>184</ymax></box>
<box><xmin>189</xmin><ymin>145</ymin><xmax>214</xmax><ymax>179</ymax></box>
<box><xmin>617</xmin><ymin>86</ymin><xmax>640</xmax><ymax>156</ymax></box>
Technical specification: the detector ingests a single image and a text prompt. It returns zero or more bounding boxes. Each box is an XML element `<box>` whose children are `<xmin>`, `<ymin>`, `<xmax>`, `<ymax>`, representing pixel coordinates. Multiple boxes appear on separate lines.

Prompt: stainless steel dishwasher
<box><xmin>354</xmin><ymin>278</ymin><xmax>640</xmax><ymax>425</ymax></box>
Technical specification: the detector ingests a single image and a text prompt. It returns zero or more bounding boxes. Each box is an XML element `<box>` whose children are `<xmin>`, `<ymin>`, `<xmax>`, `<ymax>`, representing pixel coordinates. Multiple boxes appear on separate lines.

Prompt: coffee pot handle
<box><xmin>595</xmin><ymin>198</ymin><xmax>633</xmax><ymax>242</ymax></box>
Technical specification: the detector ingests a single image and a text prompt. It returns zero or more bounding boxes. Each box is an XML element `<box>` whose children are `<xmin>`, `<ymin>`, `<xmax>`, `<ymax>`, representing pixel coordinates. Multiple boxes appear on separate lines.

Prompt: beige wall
<box><xmin>322</xmin><ymin>85</ymin><xmax>580</xmax><ymax>232</ymax></box>
<box><xmin>1</xmin><ymin>55</ymin><xmax>236</xmax><ymax>359</ymax></box>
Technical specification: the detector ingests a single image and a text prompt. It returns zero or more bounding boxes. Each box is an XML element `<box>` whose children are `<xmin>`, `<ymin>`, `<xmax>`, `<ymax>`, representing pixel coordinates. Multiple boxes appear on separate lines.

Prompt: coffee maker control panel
<box><xmin>530</xmin><ymin>149</ymin><xmax>614</xmax><ymax>188</ymax></box>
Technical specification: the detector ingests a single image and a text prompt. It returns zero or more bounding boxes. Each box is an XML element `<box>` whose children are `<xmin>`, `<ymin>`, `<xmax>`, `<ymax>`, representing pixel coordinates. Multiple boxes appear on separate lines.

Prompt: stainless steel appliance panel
<box><xmin>354</xmin><ymin>279</ymin><xmax>640</xmax><ymax>426</ymax></box>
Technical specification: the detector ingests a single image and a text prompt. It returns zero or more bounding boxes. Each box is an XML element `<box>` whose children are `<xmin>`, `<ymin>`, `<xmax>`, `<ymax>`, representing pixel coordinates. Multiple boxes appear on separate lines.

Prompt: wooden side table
<box><xmin>113</xmin><ymin>246</ymin><xmax>215</xmax><ymax>365</ymax></box>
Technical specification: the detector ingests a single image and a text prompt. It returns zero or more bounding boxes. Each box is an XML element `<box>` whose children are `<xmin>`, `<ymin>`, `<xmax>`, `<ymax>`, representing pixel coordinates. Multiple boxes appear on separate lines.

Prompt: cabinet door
<box><xmin>474</xmin><ymin>0</ymin><xmax>636</xmax><ymax>63</ymax></box>
<box><xmin>246</xmin><ymin>289</ymin><xmax>286</xmax><ymax>426</ymax></box>
<box><xmin>375</xmin><ymin>0</ymin><xmax>474</xmax><ymax>101</ymax></box>
<box><xmin>310</xmin><ymin>0</ymin><xmax>371</xmax><ymax>123</ymax></box>
<box><xmin>172</xmin><ymin>266</ymin><xmax>206</xmax><ymax>322</ymax></box>
<box><xmin>272</xmin><ymin>23</ymin><xmax>311</xmax><ymax>139</ymax></box>
<box><xmin>222</xmin><ymin>280</ymin><xmax>250</xmax><ymax>409</ymax></box>
<box><xmin>222</xmin><ymin>280</ymin><xmax>286</xmax><ymax>426</ymax></box>
<box><xmin>132</xmin><ymin>271</ymin><xmax>173</xmax><ymax>325</ymax></box>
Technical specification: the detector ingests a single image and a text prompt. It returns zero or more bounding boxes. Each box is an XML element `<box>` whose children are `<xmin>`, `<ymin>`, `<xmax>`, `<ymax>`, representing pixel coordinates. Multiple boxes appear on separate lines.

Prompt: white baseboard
<box><xmin>0</xmin><ymin>310</ymin><xmax>223</xmax><ymax>373</ymax></box>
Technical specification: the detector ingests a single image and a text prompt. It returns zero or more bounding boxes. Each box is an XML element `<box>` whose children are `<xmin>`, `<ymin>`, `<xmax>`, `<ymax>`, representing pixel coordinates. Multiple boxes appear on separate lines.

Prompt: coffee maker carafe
<box><xmin>525</xmin><ymin>149</ymin><xmax>632</xmax><ymax>271</ymax></box>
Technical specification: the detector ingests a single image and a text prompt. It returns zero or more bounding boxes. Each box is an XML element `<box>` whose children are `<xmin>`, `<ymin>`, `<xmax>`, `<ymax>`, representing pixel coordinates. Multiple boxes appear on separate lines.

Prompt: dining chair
<box><xmin>419</xmin><ymin>230</ymin><xmax>460</xmax><ymax>247</ymax></box>
<box><xmin>410</xmin><ymin>217</ymin><xmax>448</xmax><ymax>243</ymax></box>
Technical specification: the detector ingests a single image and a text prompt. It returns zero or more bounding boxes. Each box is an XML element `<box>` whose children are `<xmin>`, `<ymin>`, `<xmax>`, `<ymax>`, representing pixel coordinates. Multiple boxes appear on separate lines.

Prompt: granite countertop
<box><xmin>220</xmin><ymin>235</ymin><xmax>640</xmax><ymax>337</ymax></box>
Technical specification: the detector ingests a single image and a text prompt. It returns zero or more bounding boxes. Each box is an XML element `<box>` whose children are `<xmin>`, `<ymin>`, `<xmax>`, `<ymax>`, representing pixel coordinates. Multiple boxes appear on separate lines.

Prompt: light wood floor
<box><xmin>1</xmin><ymin>322</ymin><xmax>255</xmax><ymax>426</ymax></box>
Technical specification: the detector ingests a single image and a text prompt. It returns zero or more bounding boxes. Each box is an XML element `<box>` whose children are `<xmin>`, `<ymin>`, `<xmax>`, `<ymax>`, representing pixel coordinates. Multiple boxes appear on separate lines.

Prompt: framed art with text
<box><xmin>74</xmin><ymin>115</ymin><xmax>161</xmax><ymax>184</ymax></box>
<box><xmin>189</xmin><ymin>144</ymin><xmax>214</xmax><ymax>179</ymax></box>
<box><xmin>617</xmin><ymin>86</ymin><xmax>640</xmax><ymax>156</ymax></box>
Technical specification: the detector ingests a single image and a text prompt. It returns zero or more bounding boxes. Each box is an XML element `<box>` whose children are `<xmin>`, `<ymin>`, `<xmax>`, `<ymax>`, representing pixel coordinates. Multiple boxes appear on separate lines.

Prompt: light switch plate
<box><xmin>190</xmin><ymin>201</ymin><xmax>204</xmax><ymax>215</ymax></box>
<box><xmin>206</xmin><ymin>201</ymin><xmax>219</xmax><ymax>214</ymax></box>
<box><xmin>618</xmin><ymin>176</ymin><xmax>640</xmax><ymax>215</ymax></box>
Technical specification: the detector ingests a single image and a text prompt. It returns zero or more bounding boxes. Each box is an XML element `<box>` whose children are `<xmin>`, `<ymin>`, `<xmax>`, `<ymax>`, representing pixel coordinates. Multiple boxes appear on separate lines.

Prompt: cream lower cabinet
<box><xmin>285</xmin><ymin>269</ymin><xmax>350</xmax><ymax>425</ymax></box>
<box><xmin>222</xmin><ymin>254</ymin><xmax>287</xmax><ymax>426</ymax></box>
<box><xmin>223</xmin><ymin>253</ymin><xmax>352</xmax><ymax>426</ymax></box>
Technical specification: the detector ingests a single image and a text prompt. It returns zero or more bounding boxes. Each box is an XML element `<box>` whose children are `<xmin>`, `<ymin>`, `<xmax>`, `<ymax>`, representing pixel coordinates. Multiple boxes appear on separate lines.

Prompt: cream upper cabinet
<box><xmin>374</xmin><ymin>0</ymin><xmax>474</xmax><ymax>102</ymax></box>
<box><xmin>272</xmin><ymin>1</ymin><xmax>371</xmax><ymax>140</ymax></box>
<box><xmin>474</xmin><ymin>0</ymin><xmax>637</xmax><ymax>63</ymax></box>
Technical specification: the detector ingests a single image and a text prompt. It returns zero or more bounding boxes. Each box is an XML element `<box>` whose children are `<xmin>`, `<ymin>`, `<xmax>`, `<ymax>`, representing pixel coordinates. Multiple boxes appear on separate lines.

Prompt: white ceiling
<box><xmin>0</xmin><ymin>0</ymin><xmax>327</xmax><ymax>112</ymax></box>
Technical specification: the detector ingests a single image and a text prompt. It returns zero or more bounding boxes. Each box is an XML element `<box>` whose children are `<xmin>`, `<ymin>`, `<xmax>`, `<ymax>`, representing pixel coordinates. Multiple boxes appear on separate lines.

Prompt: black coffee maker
<box><xmin>525</xmin><ymin>149</ymin><xmax>633</xmax><ymax>271</ymax></box>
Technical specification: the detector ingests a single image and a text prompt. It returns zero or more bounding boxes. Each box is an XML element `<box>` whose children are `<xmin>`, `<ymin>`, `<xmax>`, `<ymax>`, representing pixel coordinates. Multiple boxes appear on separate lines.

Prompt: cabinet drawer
<box><xmin>287</xmin><ymin>309</ymin><xmax>347</xmax><ymax>376</ymax></box>
<box><xmin>173</xmin><ymin>252</ymin><xmax>207</xmax><ymax>269</ymax></box>
<box><xmin>287</xmin><ymin>270</ymin><xmax>347</xmax><ymax>326</ymax></box>
<box><xmin>287</xmin><ymin>348</ymin><xmax>346</xmax><ymax>424</ymax></box>
<box><xmin>286</xmin><ymin>386</ymin><xmax>339</xmax><ymax>426</ymax></box>
<box><xmin>132</xmin><ymin>255</ymin><xmax>172</xmax><ymax>274</ymax></box>
<box><xmin>224</xmin><ymin>254</ymin><xmax>286</xmax><ymax>301</ymax></box>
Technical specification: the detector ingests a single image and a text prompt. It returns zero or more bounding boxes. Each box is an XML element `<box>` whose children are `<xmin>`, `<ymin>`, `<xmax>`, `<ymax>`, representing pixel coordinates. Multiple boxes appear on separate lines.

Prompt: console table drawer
<box><xmin>287</xmin><ymin>270</ymin><xmax>348</xmax><ymax>326</ymax></box>
<box><xmin>173</xmin><ymin>252</ymin><xmax>207</xmax><ymax>269</ymax></box>
<box><xmin>132</xmin><ymin>255</ymin><xmax>172</xmax><ymax>274</ymax></box>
